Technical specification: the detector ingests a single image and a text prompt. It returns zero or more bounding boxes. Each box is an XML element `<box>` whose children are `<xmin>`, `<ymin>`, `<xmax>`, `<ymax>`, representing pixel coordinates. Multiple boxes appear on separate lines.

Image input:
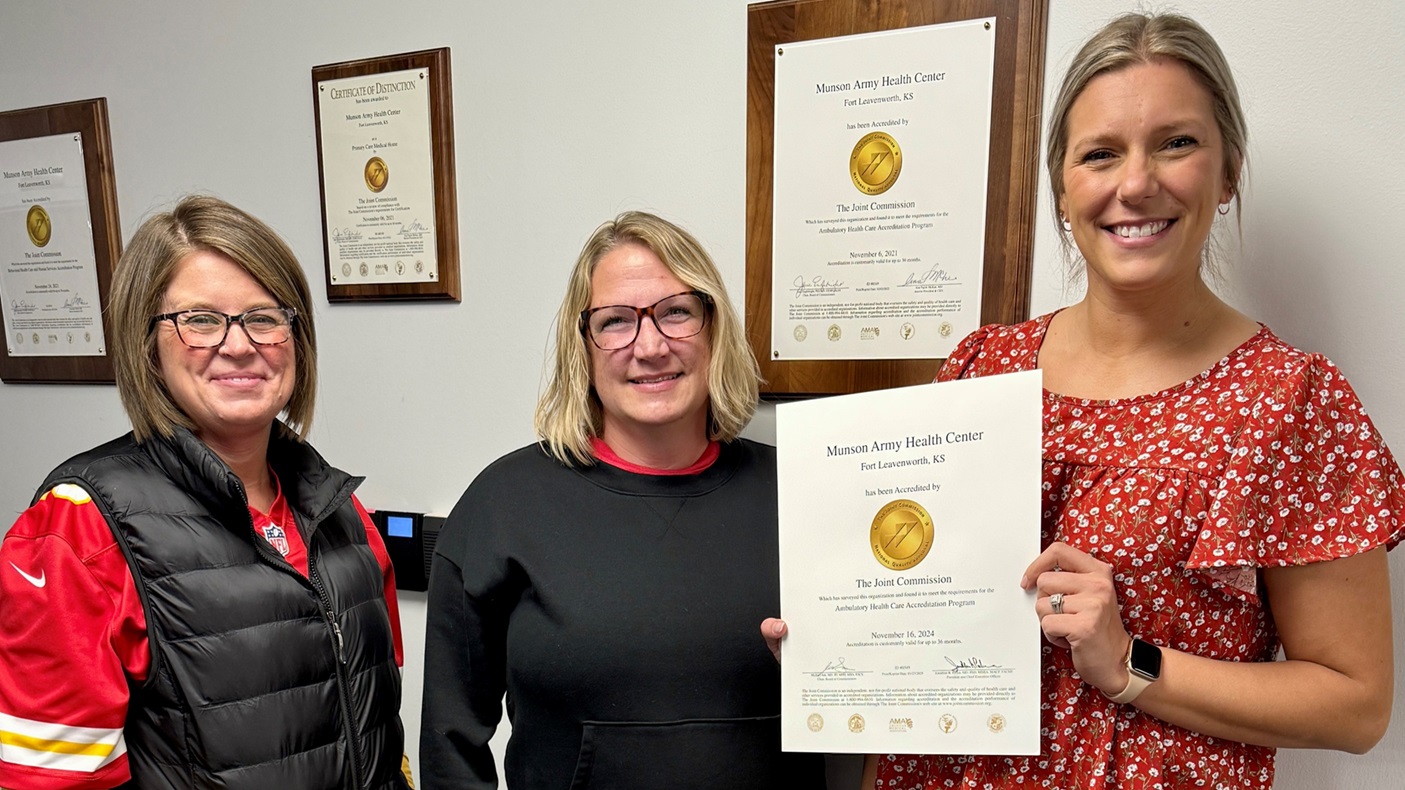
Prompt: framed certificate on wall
<box><xmin>746</xmin><ymin>0</ymin><xmax>1049</xmax><ymax>395</ymax></box>
<box><xmin>0</xmin><ymin>98</ymin><xmax>122</xmax><ymax>384</ymax></box>
<box><xmin>312</xmin><ymin>48</ymin><xmax>460</xmax><ymax>302</ymax></box>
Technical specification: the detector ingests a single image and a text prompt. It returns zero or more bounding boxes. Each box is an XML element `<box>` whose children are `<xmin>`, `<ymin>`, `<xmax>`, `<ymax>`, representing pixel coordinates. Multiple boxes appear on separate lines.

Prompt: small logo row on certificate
<box><xmin>805</xmin><ymin>712</ymin><xmax>1007</xmax><ymax>734</ymax></box>
<box><xmin>336</xmin><ymin>260</ymin><xmax>425</xmax><ymax>279</ymax></box>
<box><xmin>13</xmin><ymin>331</ymin><xmax>92</xmax><ymax>346</ymax></box>
<box><xmin>790</xmin><ymin>321</ymin><xmax>953</xmax><ymax>343</ymax></box>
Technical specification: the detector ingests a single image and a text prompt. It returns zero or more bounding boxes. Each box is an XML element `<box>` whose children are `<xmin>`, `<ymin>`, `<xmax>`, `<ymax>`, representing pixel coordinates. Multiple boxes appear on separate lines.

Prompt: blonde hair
<box><xmin>110</xmin><ymin>195</ymin><xmax>317</xmax><ymax>442</ymax></box>
<box><xmin>535</xmin><ymin>212</ymin><xmax>760</xmax><ymax>466</ymax></box>
<box><xmin>1047</xmin><ymin>13</ymin><xmax>1248</xmax><ymax>263</ymax></box>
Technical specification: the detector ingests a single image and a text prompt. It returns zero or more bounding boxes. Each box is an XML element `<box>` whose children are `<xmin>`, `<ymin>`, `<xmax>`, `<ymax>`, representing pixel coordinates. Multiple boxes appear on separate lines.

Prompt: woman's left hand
<box><xmin>1022</xmin><ymin>541</ymin><xmax>1132</xmax><ymax>695</ymax></box>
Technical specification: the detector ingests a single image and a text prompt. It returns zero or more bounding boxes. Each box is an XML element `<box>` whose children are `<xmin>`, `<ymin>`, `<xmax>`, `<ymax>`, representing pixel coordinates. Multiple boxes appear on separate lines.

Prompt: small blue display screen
<box><xmin>386</xmin><ymin>515</ymin><xmax>414</xmax><ymax>539</ymax></box>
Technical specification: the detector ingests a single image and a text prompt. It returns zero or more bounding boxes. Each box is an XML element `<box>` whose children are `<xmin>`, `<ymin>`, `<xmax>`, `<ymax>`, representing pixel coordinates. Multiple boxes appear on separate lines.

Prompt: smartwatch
<box><xmin>1107</xmin><ymin>637</ymin><xmax>1161</xmax><ymax>704</ymax></box>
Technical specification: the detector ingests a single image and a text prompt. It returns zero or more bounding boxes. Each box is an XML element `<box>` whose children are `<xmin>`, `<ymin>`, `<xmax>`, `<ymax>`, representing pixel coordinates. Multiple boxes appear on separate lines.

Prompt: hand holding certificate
<box><xmin>776</xmin><ymin>370</ymin><xmax>1041</xmax><ymax>754</ymax></box>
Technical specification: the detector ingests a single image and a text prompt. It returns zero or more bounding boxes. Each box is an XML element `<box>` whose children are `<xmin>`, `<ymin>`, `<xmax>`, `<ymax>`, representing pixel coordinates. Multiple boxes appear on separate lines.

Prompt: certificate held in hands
<box><xmin>776</xmin><ymin>370</ymin><xmax>1041</xmax><ymax>754</ymax></box>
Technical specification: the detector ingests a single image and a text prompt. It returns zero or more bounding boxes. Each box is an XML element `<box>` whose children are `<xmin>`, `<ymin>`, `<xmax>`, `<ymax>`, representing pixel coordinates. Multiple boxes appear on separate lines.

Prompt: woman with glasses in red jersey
<box><xmin>422</xmin><ymin>212</ymin><xmax>824</xmax><ymax>789</ymax></box>
<box><xmin>0</xmin><ymin>196</ymin><xmax>409</xmax><ymax>790</ymax></box>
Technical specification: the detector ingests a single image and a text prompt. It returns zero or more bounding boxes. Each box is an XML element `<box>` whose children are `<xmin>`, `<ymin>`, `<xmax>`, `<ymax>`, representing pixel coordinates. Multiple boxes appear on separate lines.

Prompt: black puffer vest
<box><xmin>40</xmin><ymin>427</ymin><xmax>405</xmax><ymax>789</ymax></box>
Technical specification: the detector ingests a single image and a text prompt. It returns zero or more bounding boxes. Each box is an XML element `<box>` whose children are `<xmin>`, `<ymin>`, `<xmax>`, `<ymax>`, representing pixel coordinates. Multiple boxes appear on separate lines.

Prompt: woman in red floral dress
<box><xmin>766</xmin><ymin>12</ymin><xmax>1402</xmax><ymax>789</ymax></box>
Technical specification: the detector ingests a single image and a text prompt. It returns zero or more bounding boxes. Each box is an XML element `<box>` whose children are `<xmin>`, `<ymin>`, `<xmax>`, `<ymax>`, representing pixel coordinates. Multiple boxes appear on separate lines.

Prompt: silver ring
<box><xmin>1049</xmin><ymin>592</ymin><xmax>1065</xmax><ymax>615</ymax></box>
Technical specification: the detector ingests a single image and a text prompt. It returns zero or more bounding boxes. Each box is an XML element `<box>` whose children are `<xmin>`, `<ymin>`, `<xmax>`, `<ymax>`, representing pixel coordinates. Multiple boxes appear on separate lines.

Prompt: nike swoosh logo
<box><xmin>9</xmin><ymin>562</ymin><xmax>46</xmax><ymax>588</ymax></box>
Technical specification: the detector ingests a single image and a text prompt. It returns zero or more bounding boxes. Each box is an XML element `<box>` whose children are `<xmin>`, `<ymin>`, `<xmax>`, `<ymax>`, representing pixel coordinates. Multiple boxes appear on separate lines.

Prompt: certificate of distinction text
<box><xmin>777</xmin><ymin>371</ymin><xmax>1041</xmax><ymax>753</ymax></box>
<box><xmin>317</xmin><ymin>67</ymin><xmax>439</xmax><ymax>285</ymax></box>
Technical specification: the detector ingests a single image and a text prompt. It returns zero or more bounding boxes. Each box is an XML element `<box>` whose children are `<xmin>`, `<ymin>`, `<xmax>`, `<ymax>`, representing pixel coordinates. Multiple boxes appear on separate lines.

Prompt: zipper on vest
<box><xmin>310</xmin><ymin>561</ymin><xmax>367</xmax><ymax>786</ymax></box>
<box><xmin>331</xmin><ymin>621</ymin><xmax>346</xmax><ymax>663</ymax></box>
<box><xmin>234</xmin><ymin>476</ymin><xmax>369</xmax><ymax>788</ymax></box>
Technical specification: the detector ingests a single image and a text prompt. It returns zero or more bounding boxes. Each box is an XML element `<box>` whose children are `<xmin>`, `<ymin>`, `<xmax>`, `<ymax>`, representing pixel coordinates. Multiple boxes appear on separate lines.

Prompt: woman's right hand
<box><xmin>760</xmin><ymin>618</ymin><xmax>787</xmax><ymax>663</ymax></box>
<box><xmin>1022</xmin><ymin>541</ymin><xmax>1132</xmax><ymax>696</ymax></box>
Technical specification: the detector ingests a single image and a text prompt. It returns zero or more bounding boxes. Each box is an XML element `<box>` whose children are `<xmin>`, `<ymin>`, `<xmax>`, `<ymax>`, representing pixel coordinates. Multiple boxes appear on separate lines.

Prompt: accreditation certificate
<box><xmin>316</xmin><ymin>67</ymin><xmax>438</xmax><ymax>285</ymax></box>
<box><xmin>776</xmin><ymin>370</ymin><xmax>1041</xmax><ymax>754</ymax></box>
<box><xmin>0</xmin><ymin>133</ymin><xmax>106</xmax><ymax>357</ymax></box>
<box><xmin>771</xmin><ymin>19</ymin><xmax>996</xmax><ymax>361</ymax></box>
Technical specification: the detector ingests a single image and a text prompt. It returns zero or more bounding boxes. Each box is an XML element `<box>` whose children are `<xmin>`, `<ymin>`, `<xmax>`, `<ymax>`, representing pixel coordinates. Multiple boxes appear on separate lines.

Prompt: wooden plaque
<box><xmin>747</xmin><ymin>0</ymin><xmax>1048</xmax><ymax>395</ymax></box>
<box><xmin>312</xmin><ymin>48</ymin><xmax>460</xmax><ymax>302</ymax></box>
<box><xmin>0</xmin><ymin>98</ymin><xmax>121</xmax><ymax>384</ymax></box>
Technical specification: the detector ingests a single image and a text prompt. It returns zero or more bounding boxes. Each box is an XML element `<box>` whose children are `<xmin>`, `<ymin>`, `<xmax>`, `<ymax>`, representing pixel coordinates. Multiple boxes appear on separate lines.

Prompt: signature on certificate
<box><xmin>331</xmin><ymin>227</ymin><xmax>364</xmax><ymax>244</ymax></box>
<box><xmin>398</xmin><ymin>220</ymin><xmax>428</xmax><ymax>236</ymax></box>
<box><xmin>791</xmin><ymin>275</ymin><xmax>847</xmax><ymax>297</ymax></box>
<box><xmin>808</xmin><ymin>657</ymin><xmax>870</xmax><ymax>676</ymax></box>
<box><xmin>899</xmin><ymin>264</ymin><xmax>957</xmax><ymax>287</ymax></box>
<box><xmin>943</xmin><ymin>655</ymin><xmax>1006</xmax><ymax>673</ymax></box>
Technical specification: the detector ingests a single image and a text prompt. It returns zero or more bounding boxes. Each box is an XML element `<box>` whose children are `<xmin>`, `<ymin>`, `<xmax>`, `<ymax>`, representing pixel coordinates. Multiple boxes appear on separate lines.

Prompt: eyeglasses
<box><xmin>579</xmin><ymin>290</ymin><xmax>712</xmax><ymax>351</ymax></box>
<box><xmin>149</xmin><ymin>308</ymin><xmax>297</xmax><ymax>348</ymax></box>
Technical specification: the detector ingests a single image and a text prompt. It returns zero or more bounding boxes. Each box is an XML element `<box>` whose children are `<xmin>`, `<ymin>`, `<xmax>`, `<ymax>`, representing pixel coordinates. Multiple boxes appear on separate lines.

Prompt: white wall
<box><xmin>1</xmin><ymin>1</ymin><xmax>1401</xmax><ymax>787</ymax></box>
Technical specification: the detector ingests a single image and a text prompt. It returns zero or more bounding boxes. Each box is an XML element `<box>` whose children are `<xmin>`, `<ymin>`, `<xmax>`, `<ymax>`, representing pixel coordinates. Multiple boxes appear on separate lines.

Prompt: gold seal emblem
<box><xmin>939</xmin><ymin>321</ymin><xmax>954</xmax><ymax>338</ymax></box>
<box><xmin>849</xmin><ymin>131</ymin><xmax>902</xmax><ymax>195</ymax></box>
<box><xmin>26</xmin><ymin>205</ymin><xmax>52</xmax><ymax>247</ymax></box>
<box><xmin>827</xmin><ymin>324</ymin><xmax>841</xmax><ymax>342</ymax></box>
<box><xmin>364</xmin><ymin>156</ymin><xmax>389</xmax><ymax>192</ymax></box>
<box><xmin>939</xmin><ymin>714</ymin><xmax>958</xmax><ymax>733</ymax></box>
<box><xmin>807</xmin><ymin>713</ymin><xmax>824</xmax><ymax>732</ymax></box>
<box><xmin>847</xmin><ymin>714</ymin><xmax>865</xmax><ymax>733</ymax></box>
<box><xmin>871</xmin><ymin>499</ymin><xmax>934</xmax><ymax>571</ymax></box>
<box><xmin>794</xmin><ymin>325</ymin><xmax>807</xmax><ymax>342</ymax></box>
<box><xmin>987</xmin><ymin>713</ymin><xmax>1006</xmax><ymax>733</ymax></box>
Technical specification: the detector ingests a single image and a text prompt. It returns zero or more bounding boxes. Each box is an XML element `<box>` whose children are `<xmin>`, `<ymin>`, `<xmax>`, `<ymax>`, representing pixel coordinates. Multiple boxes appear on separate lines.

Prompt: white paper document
<box><xmin>771</xmin><ymin>19</ymin><xmax>996</xmax><ymax>360</ymax></box>
<box><xmin>0</xmin><ymin>133</ymin><xmax>106</xmax><ymax>357</ymax></box>
<box><xmin>317</xmin><ymin>67</ymin><xmax>439</xmax><ymax>285</ymax></box>
<box><xmin>777</xmin><ymin>371</ymin><xmax>1042</xmax><ymax>754</ymax></box>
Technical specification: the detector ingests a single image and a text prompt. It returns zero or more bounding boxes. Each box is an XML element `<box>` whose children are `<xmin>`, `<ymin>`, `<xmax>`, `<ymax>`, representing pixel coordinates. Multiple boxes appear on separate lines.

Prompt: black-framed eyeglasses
<box><xmin>579</xmin><ymin>290</ymin><xmax>712</xmax><ymax>351</ymax></box>
<box><xmin>149</xmin><ymin>308</ymin><xmax>297</xmax><ymax>348</ymax></box>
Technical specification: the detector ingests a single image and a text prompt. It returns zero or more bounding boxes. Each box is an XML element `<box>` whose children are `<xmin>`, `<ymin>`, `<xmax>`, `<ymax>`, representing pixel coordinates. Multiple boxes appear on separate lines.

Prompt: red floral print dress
<box><xmin>876</xmin><ymin>314</ymin><xmax>1405</xmax><ymax>789</ymax></box>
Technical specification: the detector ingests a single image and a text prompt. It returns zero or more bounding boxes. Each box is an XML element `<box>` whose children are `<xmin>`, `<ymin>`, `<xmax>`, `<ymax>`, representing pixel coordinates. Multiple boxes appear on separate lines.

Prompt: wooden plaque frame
<box><xmin>747</xmin><ymin>0</ymin><xmax>1048</xmax><ymax>395</ymax></box>
<box><xmin>312</xmin><ymin>48</ymin><xmax>460</xmax><ymax>302</ymax></box>
<box><xmin>0</xmin><ymin>98</ymin><xmax>121</xmax><ymax>384</ymax></box>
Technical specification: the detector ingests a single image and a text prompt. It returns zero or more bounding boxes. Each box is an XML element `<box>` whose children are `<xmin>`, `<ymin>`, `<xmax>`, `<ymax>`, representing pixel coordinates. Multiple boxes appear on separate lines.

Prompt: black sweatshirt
<box><xmin>421</xmin><ymin>440</ymin><xmax>825</xmax><ymax>789</ymax></box>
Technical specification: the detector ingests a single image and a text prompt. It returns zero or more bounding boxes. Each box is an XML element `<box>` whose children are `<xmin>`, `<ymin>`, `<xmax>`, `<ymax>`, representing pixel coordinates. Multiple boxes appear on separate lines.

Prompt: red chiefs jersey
<box><xmin>0</xmin><ymin>482</ymin><xmax>403</xmax><ymax>790</ymax></box>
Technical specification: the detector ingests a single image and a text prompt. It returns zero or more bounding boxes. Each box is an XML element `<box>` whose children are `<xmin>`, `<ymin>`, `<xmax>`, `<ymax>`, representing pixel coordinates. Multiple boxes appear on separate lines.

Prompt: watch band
<box><xmin>1107</xmin><ymin>666</ymin><xmax>1153</xmax><ymax>704</ymax></box>
<box><xmin>1106</xmin><ymin>637</ymin><xmax>1160</xmax><ymax>704</ymax></box>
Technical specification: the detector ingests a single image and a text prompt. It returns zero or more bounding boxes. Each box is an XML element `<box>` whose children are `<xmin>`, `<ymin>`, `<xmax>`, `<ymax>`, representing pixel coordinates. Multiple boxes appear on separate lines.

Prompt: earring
<box><xmin>1060</xmin><ymin>216</ymin><xmax>1072</xmax><ymax>232</ymax></box>
<box><xmin>1218</xmin><ymin>189</ymin><xmax>1235</xmax><ymax>216</ymax></box>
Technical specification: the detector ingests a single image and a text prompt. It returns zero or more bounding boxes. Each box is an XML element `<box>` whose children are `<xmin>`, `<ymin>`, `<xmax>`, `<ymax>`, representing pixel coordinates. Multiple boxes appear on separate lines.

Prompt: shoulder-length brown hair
<box><xmin>534</xmin><ymin>211</ymin><xmax>761</xmax><ymax>466</ymax></box>
<box><xmin>110</xmin><ymin>195</ymin><xmax>317</xmax><ymax>442</ymax></box>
